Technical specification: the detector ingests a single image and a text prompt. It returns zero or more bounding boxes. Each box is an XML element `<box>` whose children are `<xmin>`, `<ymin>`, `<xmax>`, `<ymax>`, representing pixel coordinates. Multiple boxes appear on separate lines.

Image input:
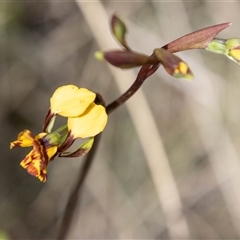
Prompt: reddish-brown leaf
<box><xmin>164</xmin><ymin>22</ymin><xmax>231</xmax><ymax>53</ymax></box>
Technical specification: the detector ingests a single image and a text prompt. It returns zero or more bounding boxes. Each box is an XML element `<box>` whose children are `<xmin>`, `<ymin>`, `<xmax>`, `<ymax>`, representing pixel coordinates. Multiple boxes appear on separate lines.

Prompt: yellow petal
<box><xmin>229</xmin><ymin>49</ymin><xmax>240</xmax><ymax>61</ymax></box>
<box><xmin>20</xmin><ymin>146</ymin><xmax>56</xmax><ymax>182</ymax></box>
<box><xmin>68</xmin><ymin>103</ymin><xmax>108</xmax><ymax>138</ymax></box>
<box><xmin>36</xmin><ymin>132</ymin><xmax>47</xmax><ymax>139</ymax></box>
<box><xmin>173</xmin><ymin>61</ymin><xmax>194</xmax><ymax>80</ymax></box>
<box><xmin>10</xmin><ymin>130</ymin><xmax>34</xmax><ymax>149</ymax></box>
<box><xmin>50</xmin><ymin>85</ymin><xmax>96</xmax><ymax>117</ymax></box>
<box><xmin>20</xmin><ymin>150</ymin><xmax>34</xmax><ymax>168</ymax></box>
<box><xmin>23</xmin><ymin>157</ymin><xmax>48</xmax><ymax>182</ymax></box>
<box><xmin>47</xmin><ymin>146</ymin><xmax>58</xmax><ymax>160</ymax></box>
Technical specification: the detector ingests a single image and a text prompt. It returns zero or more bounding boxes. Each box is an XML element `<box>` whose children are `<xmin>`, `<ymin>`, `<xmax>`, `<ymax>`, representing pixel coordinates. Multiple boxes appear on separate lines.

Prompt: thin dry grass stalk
<box><xmin>75</xmin><ymin>0</ymin><xmax>190</xmax><ymax>238</ymax></box>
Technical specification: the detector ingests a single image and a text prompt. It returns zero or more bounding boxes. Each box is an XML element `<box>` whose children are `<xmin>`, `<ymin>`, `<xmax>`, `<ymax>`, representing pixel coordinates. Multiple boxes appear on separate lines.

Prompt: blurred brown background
<box><xmin>2</xmin><ymin>1</ymin><xmax>240</xmax><ymax>239</ymax></box>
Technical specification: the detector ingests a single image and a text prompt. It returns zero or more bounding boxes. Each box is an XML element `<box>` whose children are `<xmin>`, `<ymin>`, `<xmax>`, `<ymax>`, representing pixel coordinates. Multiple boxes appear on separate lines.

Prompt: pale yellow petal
<box><xmin>68</xmin><ymin>103</ymin><xmax>108</xmax><ymax>138</ymax></box>
<box><xmin>50</xmin><ymin>85</ymin><xmax>96</xmax><ymax>117</ymax></box>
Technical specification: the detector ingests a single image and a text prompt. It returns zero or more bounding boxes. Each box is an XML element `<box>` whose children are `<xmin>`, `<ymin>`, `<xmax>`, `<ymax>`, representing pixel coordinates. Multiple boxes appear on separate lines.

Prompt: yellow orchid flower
<box><xmin>10</xmin><ymin>130</ymin><xmax>58</xmax><ymax>182</ymax></box>
<box><xmin>11</xmin><ymin>84</ymin><xmax>108</xmax><ymax>182</ymax></box>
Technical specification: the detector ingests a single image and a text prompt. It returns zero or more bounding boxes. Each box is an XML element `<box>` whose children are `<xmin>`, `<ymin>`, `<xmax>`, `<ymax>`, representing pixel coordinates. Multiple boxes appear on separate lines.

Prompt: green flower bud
<box><xmin>226</xmin><ymin>38</ymin><xmax>240</xmax><ymax>49</ymax></box>
<box><xmin>43</xmin><ymin>132</ymin><xmax>61</xmax><ymax>147</ymax></box>
<box><xmin>206</xmin><ymin>38</ymin><xmax>240</xmax><ymax>64</ymax></box>
<box><xmin>205</xmin><ymin>38</ymin><xmax>227</xmax><ymax>54</ymax></box>
<box><xmin>111</xmin><ymin>14</ymin><xmax>129</xmax><ymax>49</ymax></box>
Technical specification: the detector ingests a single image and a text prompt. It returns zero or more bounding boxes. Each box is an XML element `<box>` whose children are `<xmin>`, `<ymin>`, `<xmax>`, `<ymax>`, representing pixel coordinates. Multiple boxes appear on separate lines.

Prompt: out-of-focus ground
<box><xmin>2</xmin><ymin>1</ymin><xmax>240</xmax><ymax>239</ymax></box>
